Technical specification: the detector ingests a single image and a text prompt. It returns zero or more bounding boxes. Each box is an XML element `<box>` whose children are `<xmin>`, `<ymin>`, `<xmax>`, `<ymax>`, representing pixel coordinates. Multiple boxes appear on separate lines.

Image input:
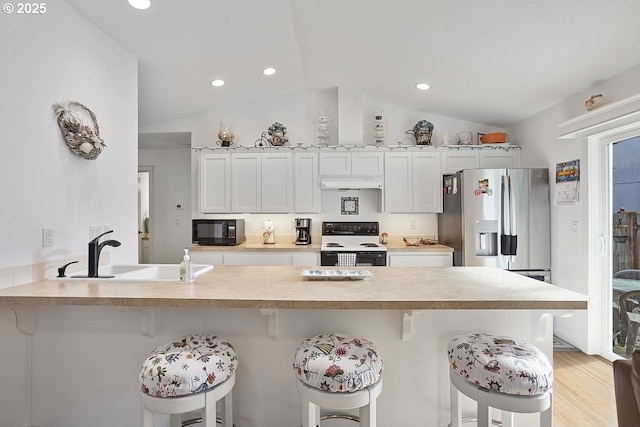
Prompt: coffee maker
<box><xmin>295</xmin><ymin>218</ymin><xmax>312</xmax><ymax>245</ymax></box>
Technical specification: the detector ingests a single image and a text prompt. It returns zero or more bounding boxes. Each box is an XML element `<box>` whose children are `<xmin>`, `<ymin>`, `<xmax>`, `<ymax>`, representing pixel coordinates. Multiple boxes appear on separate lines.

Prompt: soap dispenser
<box><xmin>180</xmin><ymin>249</ymin><xmax>195</xmax><ymax>283</ymax></box>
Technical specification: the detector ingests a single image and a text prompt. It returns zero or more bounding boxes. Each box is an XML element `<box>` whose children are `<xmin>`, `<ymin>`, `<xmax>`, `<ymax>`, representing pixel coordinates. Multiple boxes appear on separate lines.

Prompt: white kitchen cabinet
<box><xmin>231</xmin><ymin>153</ymin><xmax>261</xmax><ymax>212</ymax></box>
<box><xmin>189</xmin><ymin>250</ymin><xmax>319</xmax><ymax>266</ymax></box>
<box><xmin>352</xmin><ymin>152</ymin><xmax>384</xmax><ymax>175</ymax></box>
<box><xmin>294</xmin><ymin>152</ymin><xmax>321</xmax><ymax>213</ymax></box>
<box><xmin>319</xmin><ymin>151</ymin><xmax>384</xmax><ymax>176</ymax></box>
<box><xmin>479</xmin><ymin>149</ymin><xmax>520</xmax><ymax>168</ymax></box>
<box><xmin>441</xmin><ymin>148</ymin><xmax>521</xmax><ymax>174</ymax></box>
<box><xmin>384</xmin><ymin>151</ymin><xmax>442</xmax><ymax>213</ymax></box>
<box><xmin>292</xmin><ymin>252</ymin><xmax>319</xmax><ymax>266</ymax></box>
<box><xmin>384</xmin><ymin>152</ymin><xmax>413</xmax><ymax>212</ymax></box>
<box><xmin>413</xmin><ymin>151</ymin><xmax>443</xmax><ymax>213</ymax></box>
<box><xmin>189</xmin><ymin>251</ymin><xmax>224</xmax><ymax>266</ymax></box>
<box><xmin>319</xmin><ymin>152</ymin><xmax>351</xmax><ymax>175</ymax></box>
<box><xmin>388</xmin><ymin>252</ymin><xmax>452</xmax><ymax>267</ymax></box>
<box><xmin>224</xmin><ymin>252</ymin><xmax>291</xmax><ymax>266</ymax></box>
<box><xmin>441</xmin><ymin>151</ymin><xmax>479</xmax><ymax>174</ymax></box>
<box><xmin>231</xmin><ymin>152</ymin><xmax>293</xmax><ymax>213</ymax></box>
<box><xmin>200</xmin><ymin>153</ymin><xmax>231</xmax><ymax>213</ymax></box>
<box><xmin>262</xmin><ymin>152</ymin><xmax>293</xmax><ymax>213</ymax></box>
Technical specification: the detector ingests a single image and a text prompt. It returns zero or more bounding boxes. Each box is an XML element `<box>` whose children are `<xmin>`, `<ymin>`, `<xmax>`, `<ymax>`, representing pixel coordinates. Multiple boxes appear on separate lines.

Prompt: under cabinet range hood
<box><xmin>320</xmin><ymin>176</ymin><xmax>383</xmax><ymax>190</ymax></box>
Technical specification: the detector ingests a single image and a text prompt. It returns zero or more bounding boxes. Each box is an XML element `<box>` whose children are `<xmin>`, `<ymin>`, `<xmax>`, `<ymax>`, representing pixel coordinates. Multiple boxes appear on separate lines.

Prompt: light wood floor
<box><xmin>554</xmin><ymin>351</ymin><xmax>617</xmax><ymax>427</ymax></box>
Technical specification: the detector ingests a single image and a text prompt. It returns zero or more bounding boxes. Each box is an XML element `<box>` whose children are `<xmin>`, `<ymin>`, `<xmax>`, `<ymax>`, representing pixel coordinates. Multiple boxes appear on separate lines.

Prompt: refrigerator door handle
<box><xmin>509</xmin><ymin>174</ymin><xmax>518</xmax><ymax>258</ymax></box>
<box><xmin>500</xmin><ymin>175</ymin><xmax>511</xmax><ymax>256</ymax></box>
<box><xmin>500</xmin><ymin>175</ymin><xmax>517</xmax><ymax>257</ymax></box>
<box><xmin>502</xmin><ymin>175</ymin><xmax>510</xmax><ymax>235</ymax></box>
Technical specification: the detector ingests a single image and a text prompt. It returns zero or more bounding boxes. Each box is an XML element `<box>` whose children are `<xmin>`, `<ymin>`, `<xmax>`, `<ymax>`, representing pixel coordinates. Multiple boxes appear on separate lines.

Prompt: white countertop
<box><xmin>0</xmin><ymin>266</ymin><xmax>586</xmax><ymax>311</ymax></box>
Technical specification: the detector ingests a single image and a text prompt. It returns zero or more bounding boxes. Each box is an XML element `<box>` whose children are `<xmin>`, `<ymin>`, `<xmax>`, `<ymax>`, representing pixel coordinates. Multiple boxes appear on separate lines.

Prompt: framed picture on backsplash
<box><xmin>341</xmin><ymin>197</ymin><xmax>359</xmax><ymax>215</ymax></box>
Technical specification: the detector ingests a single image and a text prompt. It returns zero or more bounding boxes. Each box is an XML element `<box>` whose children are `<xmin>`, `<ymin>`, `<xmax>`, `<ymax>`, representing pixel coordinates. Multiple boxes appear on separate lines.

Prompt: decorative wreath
<box><xmin>52</xmin><ymin>101</ymin><xmax>106</xmax><ymax>160</ymax></box>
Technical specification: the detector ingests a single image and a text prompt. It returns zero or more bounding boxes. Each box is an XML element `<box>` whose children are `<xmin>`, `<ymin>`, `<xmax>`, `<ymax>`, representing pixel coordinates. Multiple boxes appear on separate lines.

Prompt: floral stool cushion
<box><xmin>292</xmin><ymin>332</ymin><xmax>383</xmax><ymax>393</ymax></box>
<box><xmin>448</xmin><ymin>333</ymin><xmax>553</xmax><ymax>396</ymax></box>
<box><xmin>140</xmin><ymin>334</ymin><xmax>238</xmax><ymax>398</ymax></box>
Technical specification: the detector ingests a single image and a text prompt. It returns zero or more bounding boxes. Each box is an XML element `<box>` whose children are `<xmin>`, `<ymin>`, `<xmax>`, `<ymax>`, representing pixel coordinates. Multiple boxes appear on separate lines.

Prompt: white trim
<box><xmin>598</xmin><ymin>127</ymin><xmax>640</xmax><ymax>361</ymax></box>
<box><xmin>558</xmin><ymin>93</ymin><xmax>640</xmax><ymax>139</ymax></box>
<box><xmin>557</xmin><ymin>93</ymin><xmax>640</xmax><ymax>357</ymax></box>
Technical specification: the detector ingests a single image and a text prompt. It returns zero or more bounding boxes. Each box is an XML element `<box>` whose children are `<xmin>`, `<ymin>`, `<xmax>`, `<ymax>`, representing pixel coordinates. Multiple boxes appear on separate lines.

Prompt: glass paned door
<box><xmin>611</xmin><ymin>136</ymin><xmax>640</xmax><ymax>358</ymax></box>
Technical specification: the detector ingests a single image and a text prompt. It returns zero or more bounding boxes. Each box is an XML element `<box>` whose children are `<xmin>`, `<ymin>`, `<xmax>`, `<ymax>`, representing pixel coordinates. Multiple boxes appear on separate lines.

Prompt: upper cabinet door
<box><xmin>441</xmin><ymin>151</ymin><xmax>480</xmax><ymax>174</ymax></box>
<box><xmin>294</xmin><ymin>152</ymin><xmax>321</xmax><ymax>213</ymax></box>
<box><xmin>319</xmin><ymin>152</ymin><xmax>351</xmax><ymax>175</ymax></box>
<box><xmin>384</xmin><ymin>151</ymin><xmax>442</xmax><ymax>213</ymax></box>
<box><xmin>231</xmin><ymin>153</ymin><xmax>261</xmax><ymax>213</ymax></box>
<box><xmin>384</xmin><ymin>152</ymin><xmax>413</xmax><ymax>213</ymax></box>
<box><xmin>352</xmin><ymin>152</ymin><xmax>384</xmax><ymax>175</ymax></box>
<box><xmin>479</xmin><ymin>150</ymin><xmax>520</xmax><ymax>168</ymax></box>
<box><xmin>262</xmin><ymin>152</ymin><xmax>293</xmax><ymax>213</ymax></box>
<box><xmin>413</xmin><ymin>151</ymin><xmax>442</xmax><ymax>213</ymax></box>
<box><xmin>200</xmin><ymin>154</ymin><xmax>231</xmax><ymax>213</ymax></box>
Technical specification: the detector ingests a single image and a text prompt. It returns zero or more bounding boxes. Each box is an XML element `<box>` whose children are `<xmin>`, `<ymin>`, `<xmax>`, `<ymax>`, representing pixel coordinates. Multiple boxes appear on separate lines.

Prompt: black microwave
<box><xmin>192</xmin><ymin>219</ymin><xmax>246</xmax><ymax>246</ymax></box>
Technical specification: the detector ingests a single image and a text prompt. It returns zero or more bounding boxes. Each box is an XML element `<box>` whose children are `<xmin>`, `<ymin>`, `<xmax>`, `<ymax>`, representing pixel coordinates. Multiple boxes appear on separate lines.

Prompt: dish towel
<box><xmin>337</xmin><ymin>253</ymin><xmax>356</xmax><ymax>267</ymax></box>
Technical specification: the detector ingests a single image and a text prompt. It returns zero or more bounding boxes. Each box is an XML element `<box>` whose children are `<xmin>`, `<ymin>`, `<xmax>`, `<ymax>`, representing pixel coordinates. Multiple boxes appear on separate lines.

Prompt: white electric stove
<box><xmin>320</xmin><ymin>221</ymin><xmax>387</xmax><ymax>266</ymax></box>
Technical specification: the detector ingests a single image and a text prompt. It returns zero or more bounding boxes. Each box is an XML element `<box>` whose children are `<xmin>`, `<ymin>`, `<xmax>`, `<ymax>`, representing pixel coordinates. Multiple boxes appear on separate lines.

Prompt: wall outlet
<box><xmin>409</xmin><ymin>219</ymin><xmax>416</xmax><ymax>229</ymax></box>
<box><xmin>42</xmin><ymin>227</ymin><xmax>54</xmax><ymax>247</ymax></box>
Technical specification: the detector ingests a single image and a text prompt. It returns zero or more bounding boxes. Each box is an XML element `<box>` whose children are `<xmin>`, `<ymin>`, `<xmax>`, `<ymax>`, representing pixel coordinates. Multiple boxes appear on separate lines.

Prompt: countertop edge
<box><xmin>188</xmin><ymin>243</ymin><xmax>454</xmax><ymax>252</ymax></box>
<box><xmin>0</xmin><ymin>296</ymin><xmax>588</xmax><ymax>311</ymax></box>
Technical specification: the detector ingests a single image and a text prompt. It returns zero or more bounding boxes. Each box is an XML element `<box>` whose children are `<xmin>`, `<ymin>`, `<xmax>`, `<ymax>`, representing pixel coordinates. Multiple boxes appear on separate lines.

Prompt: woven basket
<box><xmin>52</xmin><ymin>101</ymin><xmax>105</xmax><ymax>160</ymax></box>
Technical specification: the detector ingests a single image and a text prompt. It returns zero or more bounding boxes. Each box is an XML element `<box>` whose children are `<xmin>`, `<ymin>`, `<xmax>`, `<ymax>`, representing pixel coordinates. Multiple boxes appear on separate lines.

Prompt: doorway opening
<box><xmin>138</xmin><ymin>168</ymin><xmax>152</xmax><ymax>264</ymax></box>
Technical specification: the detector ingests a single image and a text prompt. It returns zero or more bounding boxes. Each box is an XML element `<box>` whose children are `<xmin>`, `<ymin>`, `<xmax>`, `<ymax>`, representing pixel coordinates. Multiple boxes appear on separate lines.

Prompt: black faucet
<box><xmin>88</xmin><ymin>230</ymin><xmax>121</xmax><ymax>278</ymax></box>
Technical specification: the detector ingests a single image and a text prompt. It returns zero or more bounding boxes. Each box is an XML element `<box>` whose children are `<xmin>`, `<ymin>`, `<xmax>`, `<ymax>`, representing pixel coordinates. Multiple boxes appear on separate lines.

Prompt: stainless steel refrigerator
<box><xmin>438</xmin><ymin>168</ymin><xmax>551</xmax><ymax>282</ymax></box>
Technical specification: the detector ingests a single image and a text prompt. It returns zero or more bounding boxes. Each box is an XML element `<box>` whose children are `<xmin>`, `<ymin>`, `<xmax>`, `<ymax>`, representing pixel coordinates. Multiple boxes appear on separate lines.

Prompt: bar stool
<box><xmin>292</xmin><ymin>332</ymin><xmax>384</xmax><ymax>427</ymax></box>
<box><xmin>447</xmin><ymin>332</ymin><xmax>553</xmax><ymax>427</ymax></box>
<box><xmin>139</xmin><ymin>334</ymin><xmax>238</xmax><ymax>427</ymax></box>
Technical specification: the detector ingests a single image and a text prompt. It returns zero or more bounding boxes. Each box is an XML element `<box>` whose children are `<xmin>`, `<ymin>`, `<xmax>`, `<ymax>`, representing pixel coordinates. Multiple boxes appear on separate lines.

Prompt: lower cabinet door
<box><xmin>292</xmin><ymin>252</ymin><xmax>319</xmax><ymax>267</ymax></box>
<box><xmin>223</xmin><ymin>253</ymin><xmax>291</xmax><ymax>266</ymax></box>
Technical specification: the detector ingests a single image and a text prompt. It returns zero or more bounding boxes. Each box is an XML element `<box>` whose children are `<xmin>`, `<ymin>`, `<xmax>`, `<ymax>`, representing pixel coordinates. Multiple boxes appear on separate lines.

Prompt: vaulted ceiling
<box><xmin>66</xmin><ymin>0</ymin><xmax>640</xmax><ymax>129</ymax></box>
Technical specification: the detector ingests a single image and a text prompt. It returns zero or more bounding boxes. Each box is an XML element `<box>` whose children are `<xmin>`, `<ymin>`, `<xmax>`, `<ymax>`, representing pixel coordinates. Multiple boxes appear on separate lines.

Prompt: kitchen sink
<box><xmin>56</xmin><ymin>264</ymin><xmax>214</xmax><ymax>281</ymax></box>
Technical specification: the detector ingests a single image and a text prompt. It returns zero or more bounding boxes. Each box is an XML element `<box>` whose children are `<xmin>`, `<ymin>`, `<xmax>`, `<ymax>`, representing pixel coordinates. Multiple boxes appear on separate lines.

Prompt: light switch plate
<box><xmin>571</xmin><ymin>220</ymin><xmax>580</xmax><ymax>234</ymax></box>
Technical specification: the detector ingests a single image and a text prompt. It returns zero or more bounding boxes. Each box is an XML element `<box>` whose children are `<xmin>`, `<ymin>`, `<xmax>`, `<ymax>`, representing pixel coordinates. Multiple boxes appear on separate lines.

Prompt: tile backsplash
<box><xmin>0</xmin><ymin>252</ymin><xmax>110</xmax><ymax>289</ymax></box>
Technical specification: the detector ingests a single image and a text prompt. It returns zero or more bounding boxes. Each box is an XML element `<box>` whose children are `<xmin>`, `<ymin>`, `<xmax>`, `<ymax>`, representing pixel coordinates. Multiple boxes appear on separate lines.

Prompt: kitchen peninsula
<box><xmin>0</xmin><ymin>266</ymin><xmax>586</xmax><ymax>427</ymax></box>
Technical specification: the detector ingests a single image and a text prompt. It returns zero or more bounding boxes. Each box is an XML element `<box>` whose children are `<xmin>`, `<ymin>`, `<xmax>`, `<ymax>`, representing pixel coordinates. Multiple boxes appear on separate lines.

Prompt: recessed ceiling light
<box><xmin>262</xmin><ymin>67</ymin><xmax>277</xmax><ymax>76</ymax></box>
<box><xmin>128</xmin><ymin>0</ymin><xmax>151</xmax><ymax>10</ymax></box>
<box><xmin>415</xmin><ymin>82</ymin><xmax>430</xmax><ymax>91</ymax></box>
<box><xmin>210</xmin><ymin>79</ymin><xmax>225</xmax><ymax>87</ymax></box>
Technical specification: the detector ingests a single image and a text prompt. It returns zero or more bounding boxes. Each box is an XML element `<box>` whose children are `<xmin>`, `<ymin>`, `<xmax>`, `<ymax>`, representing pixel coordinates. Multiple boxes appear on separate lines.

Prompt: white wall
<box><xmin>508</xmin><ymin>64</ymin><xmax>640</xmax><ymax>352</ymax></box>
<box><xmin>0</xmin><ymin>1</ymin><xmax>138</xmax><ymax>270</ymax></box>
<box><xmin>0</xmin><ymin>1</ymin><xmax>138</xmax><ymax>425</ymax></box>
<box><xmin>138</xmin><ymin>146</ymin><xmax>193</xmax><ymax>263</ymax></box>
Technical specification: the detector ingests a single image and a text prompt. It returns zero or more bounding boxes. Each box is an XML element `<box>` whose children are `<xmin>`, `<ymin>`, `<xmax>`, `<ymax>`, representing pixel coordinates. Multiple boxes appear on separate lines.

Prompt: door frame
<box><xmin>592</xmin><ymin>123</ymin><xmax>640</xmax><ymax>360</ymax></box>
<box><xmin>138</xmin><ymin>166</ymin><xmax>153</xmax><ymax>264</ymax></box>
